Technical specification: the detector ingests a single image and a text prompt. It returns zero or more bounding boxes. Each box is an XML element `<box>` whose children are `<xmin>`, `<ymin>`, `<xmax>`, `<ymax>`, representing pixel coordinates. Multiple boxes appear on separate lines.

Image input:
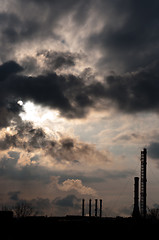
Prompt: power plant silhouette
<box><xmin>81</xmin><ymin>148</ymin><xmax>148</xmax><ymax>219</ymax></box>
<box><xmin>132</xmin><ymin>148</ymin><xmax>147</xmax><ymax>218</ymax></box>
<box><xmin>81</xmin><ymin>199</ymin><xmax>102</xmax><ymax>218</ymax></box>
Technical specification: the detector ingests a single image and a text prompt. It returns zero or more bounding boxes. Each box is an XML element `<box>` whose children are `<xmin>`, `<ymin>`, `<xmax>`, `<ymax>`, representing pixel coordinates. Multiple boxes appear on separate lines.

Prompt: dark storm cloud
<box><xmin>0</xmin><ymin>4</ymin><xmax>59</xmax><ymax>42</ymax></box>
<box><xmin>0</xmin><ymin>13</ymin><xmax>40</xmax><ymax>43</ymax></box>
<box><xmin>17</xmin><ymin>0</ymin><xmax>92</xmax><ymax>25</ymax></box>
<box><xmin>0</xmin><ymin>61</ymin><xmax>23</xmax><ymax>109</ymax></box>
<box><xmin>103</xmin><ymin>61</ymin><xmax>159</xmax><ymax>113</ymax></box>
<box><xmin>0</xmin><ymin>61</ymin><xmax>23</xmax><ymax>81</ymax></box>
<box><xmin>88</xmin><ymin>0</ymin><xmax>159</xmax><ymax>73</ymax></box>
<box><xmin>37</xmin><ymin>50</ymin><xmax>81</xmax><ymax>71</ymax></box>
<box><xmin>85</xmin><ymin>60</ymin><xmax>159</xmax><ymax>114</ymax></box>
<box><xmin>148</xmin><ymin>142</ymin><xmax>159</xmax><ymax>159</ymax></box>
<box><xmin>0</xmin><ymin>61</ymin><xmax>94</xmax><ymax>120</ymax></box>
<box><xmin>0</xmin><ymin>107</ymin><xmax>22</xmax><ymax>129</ymax></box>
<box><xmin>1</xmin><ymin>58</ymin><xmax>159</xmax><ymax>127</ymax></box>
<box><xmin>0</xmin><ymin>61</ymin><xmax>24</xmax><ymax>128</ymax></box>
<box><xmin>0</xmin><ymin>11</ymin><xmax>46</xmax><ymax>61</ymax></box>
<box><xmin>1</xmin><ymin>0</ymin><xmax>159</xmax><ymax>74</ymax></box>
<box><xmin>0</xmin><ymin>0</ymin><xmax>92</xmax><ymax>62</ymax></box>
<box><xmin>0</xmin><ymin>0</ymin><xmax>159</xmax><ymax>123</ymax></box>
<box><xmin>20</xmin><ymin>56</ymin><xmax>39</xmax><ymax>75</ymax></box>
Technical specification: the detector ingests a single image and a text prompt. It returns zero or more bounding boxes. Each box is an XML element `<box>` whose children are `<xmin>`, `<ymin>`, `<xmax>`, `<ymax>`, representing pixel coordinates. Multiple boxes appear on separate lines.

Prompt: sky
<box><xmin>0</xmin><ymin>0</ymin><xmax>159</xmax><ymax>217</ymax></box>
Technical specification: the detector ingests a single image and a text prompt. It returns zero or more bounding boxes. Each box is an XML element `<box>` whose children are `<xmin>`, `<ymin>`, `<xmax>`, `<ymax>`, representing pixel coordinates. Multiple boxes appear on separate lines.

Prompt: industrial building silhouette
<box><xmin>132</xmin><ymin>148</ymin><xmax>147</xmax><ymax>219</ymax></box>
<box><xmin>81</xmin><ymin>148</ymin><xmax>148</xmax><ymax>219</ymax></box>
<box><xmin>81</xmin><ymin>198</ymin><xmax>102</xmax><ymax>217</ymax></box>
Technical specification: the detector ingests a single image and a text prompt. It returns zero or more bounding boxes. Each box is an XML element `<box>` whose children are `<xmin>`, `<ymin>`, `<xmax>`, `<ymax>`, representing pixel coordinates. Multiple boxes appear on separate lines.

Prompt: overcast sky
<box><xmin>0</xmin><ymin>0</ymin><xmax>159</xmax><ymax>217</ymax></box>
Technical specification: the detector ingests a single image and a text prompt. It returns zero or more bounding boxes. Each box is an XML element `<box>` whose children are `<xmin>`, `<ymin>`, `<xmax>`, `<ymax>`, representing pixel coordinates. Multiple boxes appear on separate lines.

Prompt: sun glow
<box><xmin>17</xmin><ymin>100</ymin><xmax>83</xmax><ymax>138</ymax></box>
<box><xmin>19</xmin><ymin>101</ymin><xmax>61</xmax><ymax>126</ymax></box>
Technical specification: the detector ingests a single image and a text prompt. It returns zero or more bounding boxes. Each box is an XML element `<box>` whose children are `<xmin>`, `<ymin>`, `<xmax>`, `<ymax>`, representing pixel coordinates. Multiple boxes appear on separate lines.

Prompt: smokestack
<box><xmin>140</xmin><ymin>148</ymin><xmax>147</xmax><ymax>218</ymax></box>
<box><xmin>132</xmin><ymin>177</ymin><xmax>140</xmax><ymax>218</ymax></box>
<box><xmin>82</xmin><ymin>199</ymin><xmax>85</xmax><ymax>217</ymax></box>
<box><xmin>95</xmin><ymin>199</ymin><xmax>98</xmax><ymax>217</ymax></box>
<box><xmin>89</xmin><ymin>199</ymin><xmax>92</xmax><ymax>217</ymax></box>
<box><xmin>99</xmin><ymin>199</ymin><xmax>102</xmax><ymax>218</ymax></box>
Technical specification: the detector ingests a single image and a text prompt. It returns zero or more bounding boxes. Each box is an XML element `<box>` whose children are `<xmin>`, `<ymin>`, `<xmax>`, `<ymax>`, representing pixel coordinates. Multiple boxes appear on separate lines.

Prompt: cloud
<box><xmin>1</xmin><ymin>0</ymin><xmax>159</xmax><ymax>122</ymax></box>
<box><xmin>104</xmin><ymin>61</ymin><xmax>159</xmax><ymax>113</ymax></box>
<box><xmin>1</xmin><ymin>59</ymin><xmax>159</xmax><ymax>132</ymax></box>
<box><xmin>57</xmin><ymin>179</ymin><xmax>96</xmax><ymax>195</ymax></box>
<box><xmin>8</xmin><ymin>191</ymin><xmax>21</xmax><ymax>201</ymax></box>
<box><xmin>1</xmin><ymin>0</ymin><xmax>159</xmax><ymax>78</ymax></box>
<box><xmin>0</xmin><ymin>120</ymin><xmax>112</xmax><ymax>191</ymax></box>
<box><xmin>113</xmin><ymin>132</ymin><xmax>143</xmax><ymax>143</ymax></box>
<box><xmin>0</xmin><ymin>151</ymin><xmax>53</xmax><ymax>182</ymax></box>
<box><xmin>0</xmin><ymin>63</ymin><xmax>91</xmax><ymax>119</ymax></box>
<box><xmin>86</xmin><ymin>61</ymin><xmax>159</xmax><ymax>114</ymax></box>
<box><xmin>0</xmin><ymin>119</ymin><xmax>111</xmax><ymax>166</ymax></box>
<box><xmin>37</xmin><ymin>50</ymin><xmax>79</xmax><ymax>71</ymax></box>
<box><xmin>0</xmin><ymin>61</ymin><xmax>23</xmax><ymax>81</ymax></box>
<box><xmin>0</xmin><ymin>0</ymin><xmax>93</xmax><ymax>62</ymax></box>
<box><xmin>88</xmin><ymin>0</ymin><xmax>159</xmax><ymax>73</ymax></box>
<box><xmin>53</xmin><ymin>194</ymin><xmax>80</xmax><ymax>208</ymax></box>
<box><xmin>148</xmin><ymin>142</ymin><xmax>159</xmax><ymax>160</ymax></box>
<box><xmin>93</xmin><ymin>169</ymin><xmax>135</xmax><ymax>180</ymax></box>
<box><xmin>0</xmin><ymin>61</ymin><xmax>24</xmax><ymax>128</ymax></box>
<box><xmin>0</xmin><ymin>121</ymin><xmax>47</xmax><ymax>151</ymax></box>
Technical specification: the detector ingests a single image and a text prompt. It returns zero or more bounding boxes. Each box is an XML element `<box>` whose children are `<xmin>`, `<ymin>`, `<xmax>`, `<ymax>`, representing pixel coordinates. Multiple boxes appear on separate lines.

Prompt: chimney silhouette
<box><xmin>95</xmin><ymin>199</ymin><xmax>98</xmax><ymax>217</ymax></box>
<box><xmin>89</xmin><ymin>199</ymin><xmax>92</xmax><ymax>217</ymax></box>
<box><xmin>132</xmin><ymin>177</ymin><xmax>140</xmax><ymax>218</ymax></box>
<box><xmin>99</xmin><ymin>199</ymin><xmax>102</xmax><ymax>218</ymax></box>
<box><xmin>82</xmin><ymin>199</ymin><xmax>85</xmax><ymax>217</ymax></box>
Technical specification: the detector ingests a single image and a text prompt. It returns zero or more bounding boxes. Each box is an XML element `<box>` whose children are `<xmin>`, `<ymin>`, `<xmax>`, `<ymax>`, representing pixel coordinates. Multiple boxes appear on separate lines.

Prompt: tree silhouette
<box><xmin>13</xmin><ymin>201</ymin><xmax>33</xmax><ymax>218</ymax></box>
<box><xmin>148</xmin><ymin>208</ymin><xmax>159</xmax><ymax>220</ymax></box>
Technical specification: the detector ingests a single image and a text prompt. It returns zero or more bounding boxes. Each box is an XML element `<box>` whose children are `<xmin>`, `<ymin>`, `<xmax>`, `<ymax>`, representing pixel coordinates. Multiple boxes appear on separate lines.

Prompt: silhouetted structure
<box><xmin>100</xmin><ymin>199</ymin><xmax>102</xmax><ymax>218</ymax></box>
<box><xmin>95</xmin><ymin>199</ymin><xmax>98</xmax><ymax>217</ymax></box>
<box><xmin>140</xmin><ymin>148</ymin><xmax>147</xmax><ymax>218</ymax></box>
<box><xmin>89</xmin><ymin>199</ymin><xmax>92</xmax><ymax>217</ymax></box>
<box><xmin>82</xmin><ymin>199</ymin><xmax>85</xmax><ymax>217</ymax></box>
<box><xmin>82</xmin><ymin>198</ymin><xmax>102</xmax><ymax>217</ymax></box>
<box><xmin>132</xmin><ymin>177</ymin><xmax>140</xmax><ymax>218</ymax></box>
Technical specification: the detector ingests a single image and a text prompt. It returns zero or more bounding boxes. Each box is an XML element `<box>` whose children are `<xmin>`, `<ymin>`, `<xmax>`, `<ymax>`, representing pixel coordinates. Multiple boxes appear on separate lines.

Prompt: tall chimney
<box><xmin>89</xmin><ymin>199</ymin><xmax>92</xmax><ymax>217</ymax></box>
<box><xmin>82</xmin><ymin>199</ymin><xmax>85</xmax><ymax>217</ymax></box>
<box><xmin>95</xmin><ymin>199</ymin><xmax>98</xmax><ymax>217</ymax></box>
<box><xmin>99</xmin><ymin>199</ymin><xmax>102</xmax><ymax>218</ymax></box>
<box><xmin>132</xmin><ymin>177</ymin><xmax>140</xmax><ymax>218</ymax></box>
<box><xmin>140</xmin><ymin>148</ymin><xmax>147</xmax><ymax>218</ymax></box>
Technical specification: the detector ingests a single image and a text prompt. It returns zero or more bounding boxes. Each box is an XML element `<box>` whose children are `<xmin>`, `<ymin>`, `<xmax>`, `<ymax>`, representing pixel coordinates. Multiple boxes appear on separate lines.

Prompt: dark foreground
<box><xmin>1</xmin><ymin>214</ymin><xmax>159</xmax><ymax>239</ymax></box>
